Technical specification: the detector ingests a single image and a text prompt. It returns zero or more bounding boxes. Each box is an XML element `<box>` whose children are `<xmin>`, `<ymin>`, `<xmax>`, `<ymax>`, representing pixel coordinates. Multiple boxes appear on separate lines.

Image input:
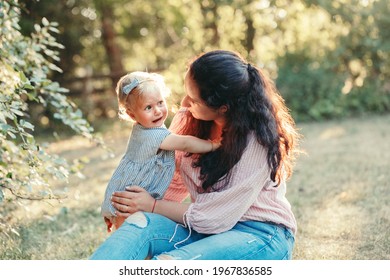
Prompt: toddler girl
<box><xmin>101</xmin><ymin>71</ymin><xmax>219</xmax><ymax>232</ymax></box>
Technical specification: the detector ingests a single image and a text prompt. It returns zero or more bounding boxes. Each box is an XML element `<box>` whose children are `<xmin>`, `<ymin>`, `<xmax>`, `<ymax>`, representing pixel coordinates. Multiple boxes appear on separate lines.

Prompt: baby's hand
<box><xmin>211</xmin><ymin>141</ymin><xmax>221</xmax><ymax>151</ymax></box>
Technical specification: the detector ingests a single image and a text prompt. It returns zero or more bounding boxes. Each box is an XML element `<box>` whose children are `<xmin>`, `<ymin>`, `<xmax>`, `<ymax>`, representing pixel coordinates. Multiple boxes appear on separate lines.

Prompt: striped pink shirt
<box><xmin>164</xmin><ymin>108</ymin><xmax>297</xmax><ymax>235</ymax></box>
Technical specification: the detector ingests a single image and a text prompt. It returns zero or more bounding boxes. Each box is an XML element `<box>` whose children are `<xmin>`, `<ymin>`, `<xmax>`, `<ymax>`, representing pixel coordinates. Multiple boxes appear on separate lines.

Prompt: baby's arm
<box><xmin>160</xmin><ymin>133</ymin><xmax>220</xmax><ymax>153</ymax></box>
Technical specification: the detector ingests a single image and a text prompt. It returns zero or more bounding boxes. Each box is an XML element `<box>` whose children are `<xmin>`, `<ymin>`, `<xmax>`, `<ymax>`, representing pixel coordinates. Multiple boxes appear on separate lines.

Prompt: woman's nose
<box><xmin>181</xmin><ymin>95</ymin><xmax>191</xmax><ymax>107</ymax></box>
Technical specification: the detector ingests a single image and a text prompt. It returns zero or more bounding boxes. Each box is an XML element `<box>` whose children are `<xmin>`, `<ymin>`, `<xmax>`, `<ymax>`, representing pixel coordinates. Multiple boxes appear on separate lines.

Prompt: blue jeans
<box><xmin>89</xmin><ymin>212</ymin><xmax>295</xmax><ymax>260</ymax></box>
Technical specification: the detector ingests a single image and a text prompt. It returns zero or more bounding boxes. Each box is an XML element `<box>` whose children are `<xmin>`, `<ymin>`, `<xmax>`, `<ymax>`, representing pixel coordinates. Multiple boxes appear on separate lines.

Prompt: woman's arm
<box><xmin>152</xmin><ymin>198</ymin><xmax>190</xmax><ymax>223</ymax></box>
<box><xmin>111</xmin><ymin>186</ymin><xmax>190</xmax><ymax>224</ymax></box>
<box><xmin>160</xmin><ymin>133</ymin><xmax>220</xmax><ymax>153</ymax></box>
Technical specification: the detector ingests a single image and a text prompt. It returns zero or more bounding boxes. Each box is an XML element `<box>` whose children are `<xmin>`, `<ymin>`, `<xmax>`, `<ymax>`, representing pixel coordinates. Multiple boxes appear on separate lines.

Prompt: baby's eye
<box><xmin>145</xmin><ymin>105</ymin><xmax>152</xmax><ymax>110</ymax></box>
<box><xmin>158</xmin><ymin>101</ymin><xmax>164</xmax><ymax>106</ymax></box>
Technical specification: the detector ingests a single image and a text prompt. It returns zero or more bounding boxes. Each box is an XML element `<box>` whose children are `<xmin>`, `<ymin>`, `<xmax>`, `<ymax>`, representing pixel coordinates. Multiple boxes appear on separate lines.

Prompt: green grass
<box><xmin>1</xmin><ymin>114</ymin><xmax>389</xmax><ymax>259</ymax></box>
<box><xmin>288</xmin><ymin>114</ymin><xmax>390</xmax><ymax>259</ymax></box>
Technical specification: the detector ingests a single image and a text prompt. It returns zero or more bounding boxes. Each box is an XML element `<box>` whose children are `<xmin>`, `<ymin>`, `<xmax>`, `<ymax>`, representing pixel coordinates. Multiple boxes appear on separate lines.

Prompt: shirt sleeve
<box><xmin>186</xmin><ymin>133</ymin><xmax>272</xmax><ymax>234</ymax></box>
<box><xmin>163</xmin><ymin>108</ymin><xmax>190</xmax><ymax>202</ymax></box>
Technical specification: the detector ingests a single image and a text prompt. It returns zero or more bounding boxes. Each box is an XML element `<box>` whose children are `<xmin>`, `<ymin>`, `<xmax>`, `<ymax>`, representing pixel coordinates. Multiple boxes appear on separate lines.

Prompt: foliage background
<box><xmin>0</xmin><ymin>0</ymin><xmax>389</xmax><ymax>259</ymax></box>
<box><xmin>18</xmin><ymin>0</ymin><xmax>390</xmax><ymax>122</ymax></box>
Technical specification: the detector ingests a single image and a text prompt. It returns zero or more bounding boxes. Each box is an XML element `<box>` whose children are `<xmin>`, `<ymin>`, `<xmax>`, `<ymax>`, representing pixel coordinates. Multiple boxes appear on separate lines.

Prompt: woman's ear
<box><xmin>218</xmin><ymin>105</ymin><xmax>228</xmax><ymax>115</ymax></box>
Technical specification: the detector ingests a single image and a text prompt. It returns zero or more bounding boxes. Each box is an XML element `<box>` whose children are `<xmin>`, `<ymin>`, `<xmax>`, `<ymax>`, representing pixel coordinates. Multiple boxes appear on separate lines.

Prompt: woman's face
<box><xmin>183</xmin><ymin>72</ymin><xmax>224</xmax><ymax>122</ymax></box>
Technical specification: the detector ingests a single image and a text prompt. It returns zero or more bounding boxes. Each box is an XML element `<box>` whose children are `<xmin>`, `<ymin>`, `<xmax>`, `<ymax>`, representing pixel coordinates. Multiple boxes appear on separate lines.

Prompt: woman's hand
<box><xmin>112</xmin><ymin>185</ymin><xmax>191</xmax><ymax>224</ymax></box>
<box><xmin>111</xmin><ymin>186</ymin><xmax>155</xmax><ymax>218</ymax></box>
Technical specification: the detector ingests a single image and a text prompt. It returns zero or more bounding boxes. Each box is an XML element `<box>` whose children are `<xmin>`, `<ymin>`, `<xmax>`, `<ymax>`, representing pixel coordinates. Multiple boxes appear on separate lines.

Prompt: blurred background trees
<box><xmin>17</xmin><ymin>0</ymin><xmax>390</xmax><ymax>123</ymax></box>
<box><xmin>1</xmin><ymin>0</ymin><xmax>389</xmax><ymax>216</ymax></box>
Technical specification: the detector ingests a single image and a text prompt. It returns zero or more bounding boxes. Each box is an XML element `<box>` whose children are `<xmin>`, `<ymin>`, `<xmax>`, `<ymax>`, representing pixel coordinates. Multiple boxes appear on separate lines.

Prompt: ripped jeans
<box><xmin>89</xmin><ymin>212</ymin><xmax>295</xmax><ymax>260</ymax></box>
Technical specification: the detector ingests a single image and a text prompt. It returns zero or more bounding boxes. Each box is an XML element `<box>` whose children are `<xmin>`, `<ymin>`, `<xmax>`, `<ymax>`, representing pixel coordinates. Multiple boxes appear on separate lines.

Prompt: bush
<box><xmin>276</xmin><ymin>52</ymin><xmax>390</xmax><ymax>122</ymax></box>
<box><xmin>0</xmin><ymin>0</ymin><xmax>104</xmax><ymax>233</ymax></box>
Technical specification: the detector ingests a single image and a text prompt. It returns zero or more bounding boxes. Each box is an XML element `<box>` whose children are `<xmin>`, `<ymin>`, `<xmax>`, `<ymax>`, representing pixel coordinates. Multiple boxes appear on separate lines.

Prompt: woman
<box><xmin>90</xmin><ymin>50</ymin><xmax>300</xmax><ymax>260</ymax></box>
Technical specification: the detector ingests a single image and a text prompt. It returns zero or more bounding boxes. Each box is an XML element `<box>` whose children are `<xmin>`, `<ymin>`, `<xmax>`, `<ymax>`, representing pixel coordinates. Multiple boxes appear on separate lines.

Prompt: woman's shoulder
<box><xmin>172</xmin><ymin>107</ymin><xmax>189</xmax><ymax>122</ymax></box>
<box><xmin>243</xmin><ymin>131</ymin><xmax>268</xmax><ymax>157</ymax></box>
<box><xmin>168</xmin><ymin>107</ymin><xmax>190</xmax><ymax>133</ymax></box>
<box><xmin>246</xmin><ymin>131</ymin><xmax>261</xmax><ymax>146</ymax></box>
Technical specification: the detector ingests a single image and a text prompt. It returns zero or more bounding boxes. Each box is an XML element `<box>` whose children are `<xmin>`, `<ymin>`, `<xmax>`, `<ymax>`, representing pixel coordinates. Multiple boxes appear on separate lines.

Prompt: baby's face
<box><xmin>130</xmin><ymin>89</ymin><xmax>168</xmax><ymax>128</ymax></box>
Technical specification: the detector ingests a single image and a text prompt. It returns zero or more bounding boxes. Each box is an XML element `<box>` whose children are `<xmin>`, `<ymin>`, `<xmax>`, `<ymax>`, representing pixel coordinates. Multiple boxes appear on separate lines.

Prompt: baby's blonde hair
<box><xmin>116</xmin><ymin>71</ymin><xmax>170</xmax><ymax>121</ymax></box>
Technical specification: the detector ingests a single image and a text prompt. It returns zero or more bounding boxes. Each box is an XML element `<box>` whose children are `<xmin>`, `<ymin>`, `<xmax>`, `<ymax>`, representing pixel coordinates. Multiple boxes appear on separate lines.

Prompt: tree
<box><xmin>94</xmin><ymin>0</ymin><xmax>124</xmax><ymax>86</ymax></box>
<box><xmin>12</xmin><ymin>0</ymin><xmax>390</xmax><ymax>123</ymax></box>
<box><xmin>0</xmin><ymin>0</ymin><xmax>104</xmax><ymax>232</ymax></box>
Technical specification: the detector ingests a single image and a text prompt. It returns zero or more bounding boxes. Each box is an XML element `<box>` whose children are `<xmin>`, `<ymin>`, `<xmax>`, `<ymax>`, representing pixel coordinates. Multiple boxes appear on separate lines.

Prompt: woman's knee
<box><xmin>123</xmin><ymin>211</ymin><xmax>149</xmax><ymax>228</ymax></box>
<box><xmin>122</xmin><ymin>212</ymin><xmax>169</xmax><ymax>229</ymax></box>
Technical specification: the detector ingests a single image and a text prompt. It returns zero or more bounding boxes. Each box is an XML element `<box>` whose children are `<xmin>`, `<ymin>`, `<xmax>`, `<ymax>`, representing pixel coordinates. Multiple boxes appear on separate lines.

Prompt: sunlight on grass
<box><xmin>1</xmin><ymin>115</ymin><xmax>389</xmax><ymax>259</ymax></box>
<box><xmin>303</xmin><ymin>189</ymin><xmax>365</xmax><ymax>259</ymax></box>
<box><xmin>319</xmin><ymin>126</ymin><xmax>346</xmax><ymax>140</ymax></box>
<box><xmin>289</xmin><ymin>114</ymin><xmax>390</xmax><ymax>260</ymax></box>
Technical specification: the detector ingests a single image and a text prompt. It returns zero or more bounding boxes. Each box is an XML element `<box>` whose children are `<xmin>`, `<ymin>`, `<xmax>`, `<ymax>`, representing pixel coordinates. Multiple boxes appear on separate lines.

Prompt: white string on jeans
<box><xmin>169</xmin><ymin>211</ymin><xmax>192</xmax><ymax>249</ymax></box>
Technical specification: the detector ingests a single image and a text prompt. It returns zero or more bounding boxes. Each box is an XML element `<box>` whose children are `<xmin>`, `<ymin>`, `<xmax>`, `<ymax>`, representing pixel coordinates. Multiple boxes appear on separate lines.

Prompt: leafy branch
<box><xmin>0</xmin><ymin>1</ymin><xmax>108</xmax><ymax>205</ymax></box>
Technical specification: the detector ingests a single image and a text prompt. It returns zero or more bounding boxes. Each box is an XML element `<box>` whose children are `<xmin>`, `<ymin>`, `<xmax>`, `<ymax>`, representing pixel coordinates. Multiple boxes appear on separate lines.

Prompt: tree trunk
<box><xmin>243</xmin><ymin>0</ymin><xmax>255</xmax><ymax>57</ymax></box>
<box><xmin>245</xmin><ymin>16</ymin><xmax>255</xmax><ymax>55</ymax></box>
<box><xmin>96</xmin><ymin>1</ymin><xmax>124</xmax><ymax>88</ymax></box>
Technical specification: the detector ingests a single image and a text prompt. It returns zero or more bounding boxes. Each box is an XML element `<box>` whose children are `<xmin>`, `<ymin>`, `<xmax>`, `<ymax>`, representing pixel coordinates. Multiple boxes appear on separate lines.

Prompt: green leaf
<box><xmin>34</xmin><ymin>24</ymin><xmax>41</xmax><ymax>32</ymax></box>
<box><xmin>19</xmin><ymin>71</ymin><xmax>28</xmax><ymax>83</ymax></box>
<box><xmin>2</xmin><ymin>111</ymin><xmax>15</xmax><ymax>120</ymax></box>
<box><xmin>42</xmin><ymin>17</ymin><xmax>49</xmax><ymax>26</ymax></box>
<box><xmin>0</xmin><ymin>112</ymin><xmax>7</xmax><ymax>124</ymax></box>
<box><xmin>7</xmin><ymin>131</ymin><xmax>16</xmax><ymax>139</ymax></box>
<box><xmin>10</xmin><ymin>108</ymin><xmax>24</xmax><ymax>116</ymax></box>
<box><xmin>0</xmin><ymin>123</ymin><xmax>14</xmax><ymax>132</ymax></box>
<box><xmin>20</xmin><ymin>120</ymin><xmax>35</xmax><ymax>130</ymax></box>
<box><xmin>23</xmin><ymin>84</ymin><xmax>34</xmax><ymax>90</ymax></box>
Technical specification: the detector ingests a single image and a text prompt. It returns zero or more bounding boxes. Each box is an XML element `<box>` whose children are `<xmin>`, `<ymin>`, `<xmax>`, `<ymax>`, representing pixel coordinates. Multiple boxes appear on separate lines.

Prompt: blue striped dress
<box><xmin>101</xmin><ymin>123</ymin><xmax>175</xmax><ymax>218</ymax></box>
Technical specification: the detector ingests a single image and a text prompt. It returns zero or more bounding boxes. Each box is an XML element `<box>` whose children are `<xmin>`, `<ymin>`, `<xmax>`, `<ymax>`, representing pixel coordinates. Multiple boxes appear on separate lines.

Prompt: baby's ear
<box><xmin>126</xmin><ymin>108</ymin><xmax>136</xmax><ymax>120</ymax></box>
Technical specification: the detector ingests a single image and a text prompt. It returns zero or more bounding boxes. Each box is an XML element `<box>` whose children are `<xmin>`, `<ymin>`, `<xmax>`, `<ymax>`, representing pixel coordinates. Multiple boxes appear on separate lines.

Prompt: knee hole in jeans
<box><xmin>125</xmin><ymin>211</ymin><xmax>148</xmax><ymax>228</ymax></box>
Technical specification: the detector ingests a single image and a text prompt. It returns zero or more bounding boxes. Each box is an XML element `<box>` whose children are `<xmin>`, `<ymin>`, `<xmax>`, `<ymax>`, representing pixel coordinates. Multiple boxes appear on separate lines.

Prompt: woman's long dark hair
<box><xmin>182</xmin><ymin>50</ymin><xmax>300</xmax><ymax>192</ymax></box>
